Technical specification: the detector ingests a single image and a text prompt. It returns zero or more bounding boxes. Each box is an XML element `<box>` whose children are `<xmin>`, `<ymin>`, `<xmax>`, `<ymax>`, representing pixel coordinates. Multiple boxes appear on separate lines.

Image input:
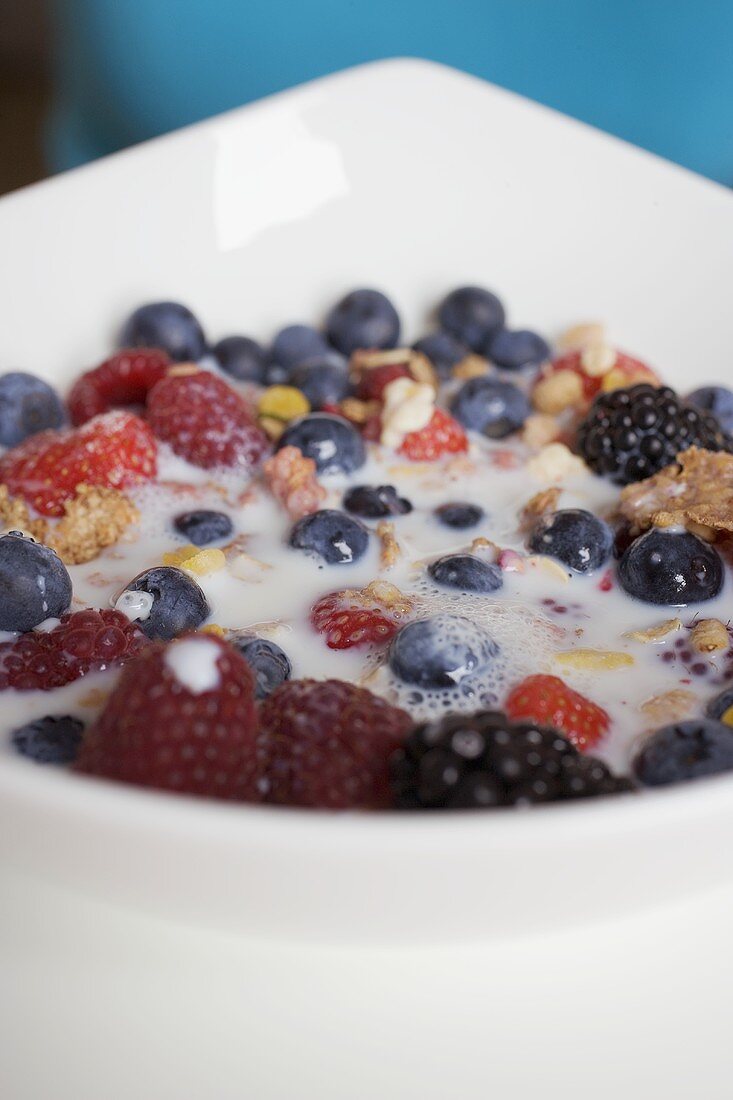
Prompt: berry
<box><xmin>289</xmin><ymin>509</ymin><xmax>369</xmax><ymax>565</ymax></box>
<box><xmin>576</xmin><ymin>384</ymin><xmax>730</xmax><ymax>485</ymax></box>
<box><xmin>11</xmin><ymin>715</ymin><xmax>84</xmax><ymax>765</ymax></box>
<box><xmin>706</xmin><ymin>687</ymin><xmax>733</xmax><ymax>724</ymax></box>
<box><xmin>357</xmin><ymin>362</ymin><xmax>410</xmax><ymax>401</ymax></box>
<box><xmin>438</xmin><ymin>286</ymin><xmax>505</xmax><ymax>352</ymax></box>
<box><xmin>538</xmin><ymin>349</ymin><xmax>657</xmax><ymax>404</ymax></box>
<box><xmin>451</xmin><ymin>376</ymin><xmax>530</xmax><ymax>438</ymax></box>
<box><xmin>388</xmin><ymin>614</ymin><xmax>499</xmax><ymax>689</ymax></box>
<box><xmin>399</xmin><ymin>408</ymin><xmax>468</xmax><ymax>461</ymax></box>
<box><xmin>633</xmin><ymin>719</ymin><xmax>733</xmax><ymax>787</ymax></box>
<box><xmin>173</xmin><ymin>509</ymin><xmax>233</xmax><ymax>546</ymax></box>
<box><xmin>618</xmin><ymin>528</ymin><xmax>723</xmax><ymax>606</ymax></box>
<box><xmin>277</xmin><ymin>413</ymin><xmax>366</xmax><ymax>475</ymax></box>
<box><xmin>325</xmin><ymin>289</ymin><xmax>400</xmax><ymax>355</ymax></box>
<box><xmin>67</xmin><ymin>349</ymin><xmax>170</xmax><ymax>425</ymax></box>
<box><xmin>343</xmin><ymin>484</ymin><xmax>412</xmax><ymax>518</ymax></box>
<box><xmin>505</xmin><ymin>673</ymin><xmax>610</xmax><ymax>752</ymax></box>
<box><xmin>527</xmin><ymin>508</ymin><xmax>613</xmax><ymax>574</ymax></box>
<box><xmin>412</xmin><ymin>332</ymin><xmax>469</xmax><ymax>378</ymax></box>
<box><xmin>147</xmin><ymin>369</ymin><xmax>269</xmax><ymax>470</ymax></box>
<box><xmin>212</xmin><ymin>336</ymin><xmax>268</xmax><ymax>383</ymax></box>
<box><xmin>428</xmin><ymin>554</ymin><xmax>503</xmax><ymax>594</ymax></box>
<box><xmin>257</xmin><ymin>679</ymin><xmax>412</xmax><ymax>809</ymax></box>
<box><xmin>123</xmin><ymin>566</ymin><xmax>210</xmax><ymax>640</ymax></box>
<box><xmin>391</xmin><ymin>711</ymin><xmax>631</xmax><ymax>809</ymax></box>
<box><xmin>687</xmin><ymin>385</ymin><xmax>733</xmax><ymax>434</ymax></box>
<box><xmin>75</xmin><ymin>634</ymin><xmax>259</xmax><ymax>800</ymax></box>
<box><xmin>290</xmin><ymin>355</ymin><xmax>350</xmax><ymax>409</ymax></box>
<box><xmin>0</xmin><ymin>532</ymin><xmax>72</xmax><ymax>632</ymax></box>
<box><xmin>486</xmin><ymin>328</ymin><xmax>550</xmax><ymax>371</ymax></box>
<box><xmin>0</xmin><ymin>410</ymin><xmax>157</xmax><ymax>516</ymax></box>
<box><xmin>230</xmin><ymin>635</ymin><xmax>292</xmax><ymax>699</ymax></box>
<box><xmin>311</xmin><ymin>588</ymin><xmax>404</xmax><ymax>650</ymax></box>
<box><xmin>120</xmin><ymin>301</ymin><xmax>206</xmax><ymax>362</ymax></box>
<box><xmin>271</xmin><ymin>324</ymin><xmax>330</xmax><ymax>372</ymax></box>
<box><xmin>0</xmin><ymin>372</ymin><xmax>65</xmax><ymax>446</ymax></box>
<box><xmin>434</xmin><ymin>502</ymin><xmax>484</xmax><ymax>529</ymax></box>
<box><xmin>0</xmin><ymin>609</ymin><xmax>146</xmax><ymax>691</ymax></box>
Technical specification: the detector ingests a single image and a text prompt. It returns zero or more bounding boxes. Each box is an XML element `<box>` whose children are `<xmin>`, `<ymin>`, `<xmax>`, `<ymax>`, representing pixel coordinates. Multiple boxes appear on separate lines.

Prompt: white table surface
<box><xmin>2</xmin><ymin>865</ymin><xmax>732</xmax><ymax>1100</ymax></box>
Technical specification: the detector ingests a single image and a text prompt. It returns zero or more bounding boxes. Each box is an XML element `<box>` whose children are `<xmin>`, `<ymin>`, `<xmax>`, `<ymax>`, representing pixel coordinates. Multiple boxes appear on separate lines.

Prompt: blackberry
<box><xmin>391</xmin><ymin>711</ymin><xmax>633</xmax><ymax>809</ymax></box>
<box><xmin>576</xmin><ymin>384</ymin><xmax>731</xmax><ymax>486</ymax></box>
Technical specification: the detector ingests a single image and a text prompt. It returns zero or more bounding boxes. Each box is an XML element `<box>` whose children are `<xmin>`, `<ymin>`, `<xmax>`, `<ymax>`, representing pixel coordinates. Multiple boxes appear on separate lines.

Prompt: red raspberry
<box><xmin>0</xmin><ymin>609</ymin><xmax>147</xmax><ymax>692</ymax></box>
<box><xmin>257</xmin><ymin>679</ymin><xmax>412</xmax><ymax>809</ymax></box>
<box><xmin>67</xmin><ymin>348</ymin><xmax>171</xmax><ymax>425</ymax></box>
<box><xmin>536</xmin><ymin>349</ymin><xmax>659</xmax><ymax>403</ymax></box>
<box><xmin>147</xmin><ymin>369</ymin><xmax>269</xmax><ymax>470</ymax></box>
<box><xmin>357</xmin><ymin>362</ymin><xmax>410</xmax><ymax>402</ymax></box>
<box><xmin>399</xmin><ymin>408</ymin><xmax>468</xmax><ymax>461</ymax></box>
<box><xmin>505</xmin><ymin>673</ymin><xmax>610</xmax><ymax>752</ymax></box>
<box><xmin>75</xmin><ymin>634</ymin><xmax>259</xmax><ymax>800</ymax></box>
<box><xmin>311</xmin><ymin>589</ymin><xmax>403</xmax><ymax>650</ymax></box>
<box><xmin>0</xmin><ymin>410</ymin><xmax>157</xmax><ymax>516</ymax></box>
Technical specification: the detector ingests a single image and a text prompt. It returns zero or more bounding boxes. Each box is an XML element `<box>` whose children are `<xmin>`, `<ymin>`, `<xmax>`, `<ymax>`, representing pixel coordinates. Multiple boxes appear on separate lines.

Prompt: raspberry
<box><xmin>539</xmin><ymin>349</ymin><xmax>658</xmax><ymax>402</ymax></box>
<box><xmin>75</xmin><ymin>634</ymin><xmax>259</xmax><ymax>800</ymax></box>
<box><xmin>67</xmin><ymin>348</ymin><xmax>171</xmax><ymax>425</ymax></box>
<box><xmin>576</xmin><ymin>383</ymin><xmax>732</xmax><ymax>485</ymax></box>
<box><xmin>357</xmin><ymin>362</ymin><xmax>411</xmax><ymax>402</ymax></box>
<box><xmin>0</xmin><ymin>410</ymin><xmax>157</xmax><ymax>516</ymax></box>
<box><xmin>504</xmin><ymin>673</ymin><xmax>609</xmax><ymax>752</ymax></box>
<box><xmin>257</xmin><ymin>679</ymin><xmax>412</xmax><ymax>809</ymax></box>
<box><xmin>391</xmin><ymin>711</ymin><xmax>632</xmax><ymax>809</ymax></box>
<box><xmin>399</xmin><ymin>407</ymin><xmax>468</xmax><ymax>461</ymax></box>
<box><xmin>311</xmin><ymin>586</ymin><xmax>405</xmax><ymax>650</ymax></box>
<box><xmin>147</xmin><ymin>369</ymin><xmax>269</xmax><ymax>470</ymax></box>
<box><xmin>0</xmin><ymin>609</ymin><xmax>146</xmax><ymax>691</ymax></box>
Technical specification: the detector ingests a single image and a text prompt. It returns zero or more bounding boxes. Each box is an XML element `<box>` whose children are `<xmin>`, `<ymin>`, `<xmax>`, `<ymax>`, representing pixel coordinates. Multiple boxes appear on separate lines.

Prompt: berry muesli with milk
<box><xmin>3</xmin><ymin>286</ymin><xmax>733</xmax><ymax>810</ymax></box>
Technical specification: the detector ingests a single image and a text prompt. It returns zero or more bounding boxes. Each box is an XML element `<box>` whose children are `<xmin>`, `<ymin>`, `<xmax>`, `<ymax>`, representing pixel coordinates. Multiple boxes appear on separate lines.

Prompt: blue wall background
<box><xmin>49</xmin><ymin>0</ymin><xmax>733</xmax><ymax>184</ymax></box>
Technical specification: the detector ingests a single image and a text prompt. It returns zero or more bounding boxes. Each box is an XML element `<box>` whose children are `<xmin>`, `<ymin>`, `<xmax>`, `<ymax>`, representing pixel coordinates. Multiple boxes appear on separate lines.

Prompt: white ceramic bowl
<box><xmin>1</xmin><ymin>58</ymin><xmax>733</xmax><ymax>943</ymax></box>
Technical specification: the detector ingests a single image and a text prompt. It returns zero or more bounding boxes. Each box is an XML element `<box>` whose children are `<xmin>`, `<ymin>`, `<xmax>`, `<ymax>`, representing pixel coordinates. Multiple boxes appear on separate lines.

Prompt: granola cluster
<box><xmin>619</xmin><ymin>447</ymin><xmax>733</xmax><ymax>536</ymax></box>
<box><xmin>262</xmin><ymin>445</ymin><xmax>327</xmax><ymax>520</ymax></box>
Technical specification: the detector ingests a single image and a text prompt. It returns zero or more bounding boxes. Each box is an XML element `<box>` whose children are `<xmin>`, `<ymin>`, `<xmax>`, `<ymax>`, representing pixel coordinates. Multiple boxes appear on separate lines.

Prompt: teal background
<box><xmin>48</xmin><ymin>0</ymin><xmax>733</xmax><ymax>183</ymax></box>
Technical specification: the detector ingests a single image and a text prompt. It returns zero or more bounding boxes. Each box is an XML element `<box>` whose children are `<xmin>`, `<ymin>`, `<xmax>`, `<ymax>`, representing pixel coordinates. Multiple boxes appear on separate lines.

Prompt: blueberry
<box><xmin>173</xmin><ymin>510</ymin><xmax>233</xmax><ymax>546</ymax></box>
<box><xmin>289</xmin><ymin>509</ymin><xmax>368</xmax><ymax>565</ymax></box>
<box><xmin>451</xmin><ymin>376</ymin><xmax>530</xmax><ymax>438</ymax></box>
<box><xmin>707</xmin><ymin>687</ymin><xmax>733</xmax><ymax>722</ymax></box>
<box><xmin>438</xmin><ymin>286</ymin><xmax>505</xmax><ymax>352</ymax></box>
<box><xmin>528</xmin><ymin>509</ymin><xmax>613</xmax><ymax>574</ymax></box>
<box><xmin>212</xmin><ymin>336</ymin><xmax>268</xmax><ymax>383</ymax></box>
<box><xmin>687</xmin><ymin>385</ymin><xmax>733</xmax><ymax>434</ymax></box>
<box><xmin>264</xmin><ymin>360</ymin><xmax>292</xmax><ymax>386</ymax></box>
<box><xmin>428</xmin><ymin>554</ymin><xmax>503</xmax><ymax>594</ymax></box>
<box><xmin>11</xmin><ymin>715</ymin><xmax>84</xmax><ymax>765</ymax></box>
<box><xmin>343</xmin><ymin>484</ymin><xmax>412</xmax><ymax>518</ymax></box>
<box><xmin>633</xmin><ymin>719</ymin><xmax>733</xmax><ymax>787</ymax></box>
<box><xmin>230</xmin><ymin>635</ymin><xmax>292</xmax><ymax>699</ymax></box>
<box><xmin>120</xmin><ymin>301</ymin><xmax>206</xmax><ymax>362</ymax></box>
<box><xmin>618</xmin><ymin>528</ymin><xmax>723</xmax><ymax>606</ymax></box>
<box><xmin>434</xmin><ymin>502</ymin><xmax>485</xmax><ymax>529</ymax></box>
<box><xmin>290</xmin><ymin>354</ymin><xmax>350</xmax><ymax>409</ymax></box>
<box><xmin>412</xmin><ymin>332</ymin><xmax>469</xmax><ymax>379</ymax></box>
<box><xmin>388</xmin><ymin>614</ymin><xmax>500</xmax><ymax>689</ymax></box>
<box><xmin>325</xmin><ymin>289</ymin><xmax>400</xmax><ymax>356</ymax></box>
<box><xmin>124</xmin><ymin>566</ymin><xmax>210</xmax><ymax>639</ymax></box>
<box><xmin>0</xmin><ymin>532</ymin><xmax>72</xmax><ymax>633</ymax></box>
<box><xmin>486</xmin><ymin>328</ymin><xmax>550</xmax><ymax>371</ymax></box>
<box><xmin>271</xmin><ymin>325</ymin><xmax>330</xmax><ymax>372</ymax></box>
<box><xmin>0</xmin><ymin>372</ymin><xmax>65</xmax><ymax>446</ymax></box>
<box><xmin>277</xmin><ymin>413</ymin><xmax>366</xmax><ymax>475</ymax></box>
